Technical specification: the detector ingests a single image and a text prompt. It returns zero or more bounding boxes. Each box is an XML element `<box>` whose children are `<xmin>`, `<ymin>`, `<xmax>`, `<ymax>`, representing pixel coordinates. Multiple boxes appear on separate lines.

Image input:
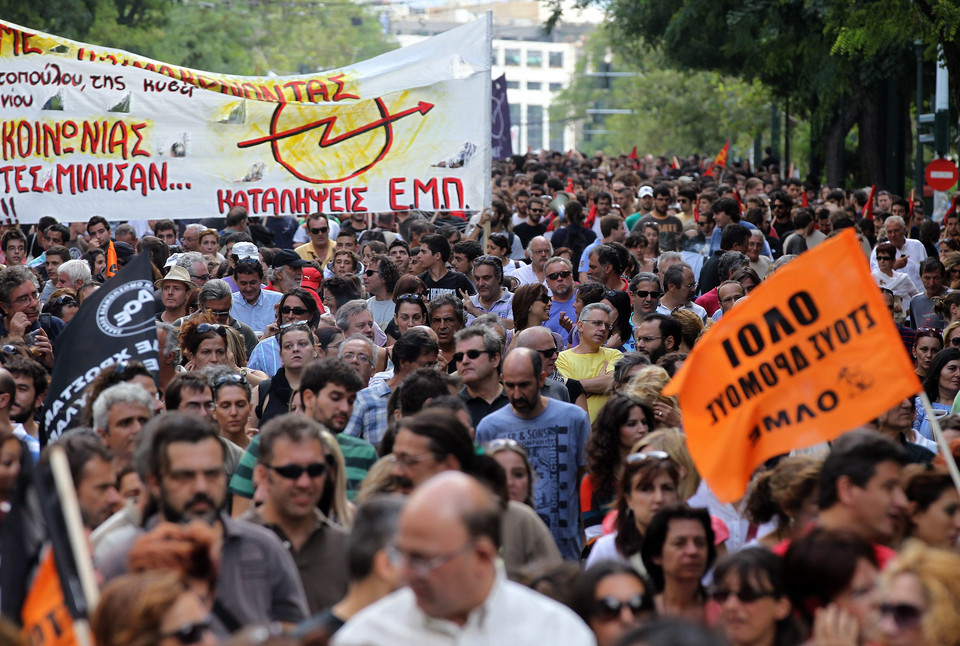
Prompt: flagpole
<box><xmin>919</xmin><ymin>392</ymin><xmax>960</xmax><ymax>494</ymax></box>
<box><xmin>49</xmin><ymin>446</ymin><xmax>99</xmax><ymax>646</ymax></box>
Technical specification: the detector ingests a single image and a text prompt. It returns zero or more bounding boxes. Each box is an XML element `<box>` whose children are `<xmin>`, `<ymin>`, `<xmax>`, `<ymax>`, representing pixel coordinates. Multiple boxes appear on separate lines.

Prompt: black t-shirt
<box><xmin>419</xmin><ymin>269</ymin><xmax>476</xmax><ymax>300</ymax></box>
<box><xmin>514</xmin><ymin>222</ymin><xmax>547</xmax><ymax>248</ymax></box>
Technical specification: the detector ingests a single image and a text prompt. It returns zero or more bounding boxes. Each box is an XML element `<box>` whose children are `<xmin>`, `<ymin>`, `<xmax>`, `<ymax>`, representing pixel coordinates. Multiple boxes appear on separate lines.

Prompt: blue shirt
<box><xmin>476</xmin><ymin>399</ymin><xmax>590</xmax><ymax>560</ymax></box>
<box><xmin>344</xmin><ymin>380</ymin><xmax>392</xmax><ymax>446</ymax></box>
<box><xmin>248</xmin><ymin>336</ymin><xmax>281</xmax><ymax>377</ymax></box>
<box><xmin>545</xmin><ymin>294</ymin><xmax>577</xmax><ymax>348</ymax></box>
<box><xmin>231</xmin><ymin>289</ymin><xmax>283</xmax><ymax>336</ymax></box>
<box><xmin>710</xmin><ymin>220</ymin><xmax>772</xmax><ymax>258</ymax></box>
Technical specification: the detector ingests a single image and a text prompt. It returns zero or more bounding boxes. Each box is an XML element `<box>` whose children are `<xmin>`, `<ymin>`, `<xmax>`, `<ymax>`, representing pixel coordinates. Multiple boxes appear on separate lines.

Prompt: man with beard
<box><xmin>633</xmin><ymin>313</ymin><xmax>682</xmax><ymax>364</ymax></box>
<box><xmin>95</xmin><ymin>413</ymin><xmax>310</xmax><ymax>634</ymax></box>
<box><xmin>513</xmin><ymin>196</ymin><xmax>547</xmax><ymax>248</ymax></box>
<box><xmin>475</xmin><ymin>349</ymin><xmax>589</xmax><ymax>560</ymax></box>
<box><xmin>7</xmin><ymin>355</ymin><xmax>46</xmax><ymax>461</ymax></box>
<box><xmin>45</xmin><ymin>431</ymin><xmax>121</xmax><ymax>531</ymax></box>
<box><xmin>229</xmin><ymin>358</ymin><xmax>378</xmax><ymax>511</ymax></box>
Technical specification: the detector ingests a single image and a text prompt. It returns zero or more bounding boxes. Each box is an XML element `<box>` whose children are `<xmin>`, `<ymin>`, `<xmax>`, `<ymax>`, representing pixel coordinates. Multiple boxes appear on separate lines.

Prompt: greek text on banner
<box><xmin>0</xmin><ymin>18</ymin><xmax>491</xmax><ymax>222</ymax></box>
<box><xmin>662</xmin><ymin>229</ymin><xmax>922</xmax><ymax>503</ymax></box>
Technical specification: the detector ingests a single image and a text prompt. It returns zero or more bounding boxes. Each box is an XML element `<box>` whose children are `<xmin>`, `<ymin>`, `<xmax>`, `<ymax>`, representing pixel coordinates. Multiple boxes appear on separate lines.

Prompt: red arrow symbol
<box><xmin>237</xmin><ymin>99</ymin><xmax>434</xmax><ymax>149</ymax></box>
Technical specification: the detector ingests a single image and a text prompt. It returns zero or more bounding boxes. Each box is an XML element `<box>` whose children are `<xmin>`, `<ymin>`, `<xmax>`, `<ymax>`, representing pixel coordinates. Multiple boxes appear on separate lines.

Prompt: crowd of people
<box><xmin>1</xmin><ymin>149</ymin><xmax>960</xmax><ymax>646</ymax></box>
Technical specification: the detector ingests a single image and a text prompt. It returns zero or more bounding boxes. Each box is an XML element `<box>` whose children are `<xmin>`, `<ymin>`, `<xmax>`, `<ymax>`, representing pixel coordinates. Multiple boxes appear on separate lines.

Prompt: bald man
<box><xmin>512</xmin><ymin>327</ymin><xmax>580</xmax><ymax>405</ymax></box>
<box><xmin>475</xmin><ymin>349</ymin><xmax>590</xmax><ymax>560</ymax></box>
<box><xmin>332</xmin><ymin>472</ymin><xmax>593</xmax><ymax>645</ymax></box>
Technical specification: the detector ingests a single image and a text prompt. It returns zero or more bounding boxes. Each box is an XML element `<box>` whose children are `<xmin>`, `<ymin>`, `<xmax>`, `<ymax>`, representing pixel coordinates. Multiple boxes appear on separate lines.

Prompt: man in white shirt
<box><xmin>508</xmin><ymin>236</ymin><xmax>552</xmax><ymax>287</ymax></box>
<box><xmin>332</xmin><ymin>471</ymin><xmax>594</xmax><ymax>646</ymax></box>
<box><xmin>869</xmin><ymin>215</ymin><xmax>928</xmax><ymax>292</ymax></box>
<box><xmin>657</xmin><ymin>263</ymin><xmax>708</xmax><ymax>322</ymax></box>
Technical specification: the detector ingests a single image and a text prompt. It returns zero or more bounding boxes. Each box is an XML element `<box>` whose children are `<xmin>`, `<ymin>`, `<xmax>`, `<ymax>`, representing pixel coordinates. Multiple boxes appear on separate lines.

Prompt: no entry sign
<box><xmin>926</xmin><ymin>158</ymin><xmax>959</xmax><ymax>192</ymax></box>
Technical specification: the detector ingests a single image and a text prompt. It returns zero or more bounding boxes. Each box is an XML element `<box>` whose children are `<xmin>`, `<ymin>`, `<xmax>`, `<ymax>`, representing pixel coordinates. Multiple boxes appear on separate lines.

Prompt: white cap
<box><xmin>638</xmin><ymin>186</ymin><xmax>654</xmax><ymax>198</ymax></box>
<box><xmin>232</xmin><ymin>242</ymin><xmax>259</xmax><ymax>260</ymax></box>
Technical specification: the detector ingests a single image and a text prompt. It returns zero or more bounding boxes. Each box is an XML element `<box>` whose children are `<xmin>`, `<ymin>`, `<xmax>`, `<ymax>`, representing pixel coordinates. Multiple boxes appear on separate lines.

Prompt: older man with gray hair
<box><xmin>509</xmin><ymin>235</ymin><xmax>553</xmax><ymax>286</ymax></box>
<box><xmin>556</xmin><ymin>302</ymin><xmax>621</xmax><ymax>420</ymax></box>
<box><xmin>174</xmin><ymin>251</ymin><xmax>211</xmax><ymax>287</ymax></box>
<box><xmin>181</xmin><ymin>223</ymin><xmax>205</xmax><ymax>252</ymax></box>
<box><xmin>93</xmin><ymin>382</ymin><xmax>154</xmax><ymax>470</ymax></box>
<box><xmin>339</xmin><ymin>334</ymin><xmax>377</xmax><ymax>384</ymax></box>
<box><xmin>180</xmin><ymin>278</ymin><xmax>259</xmax><ymax>357</ymax></box>
<box><xmin>57</xmin><ymin>258</ymin><xmax>92</xmax><ymax>292</ymax></box>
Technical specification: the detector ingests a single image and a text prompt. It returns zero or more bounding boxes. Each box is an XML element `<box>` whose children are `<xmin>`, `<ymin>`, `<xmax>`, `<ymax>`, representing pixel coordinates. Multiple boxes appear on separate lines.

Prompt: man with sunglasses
<box><xmin>243</xmin><ymin>414</ymin><xmax>350</xmax><ymax>614</ymax></box>
<box><xmin>476</xmin><ymin>349</ymin><xmax>590</xmax><ymax>560</ymax></box>
<box><xmin>96</xmin><ymin>413</ymin><xmax>310</xmax><ymax>634</ymax></box>
<box><xmin>454</xmin><ymin>327</ymin><xmax>509</xmax><ymax>428</ymax></box>
<box><xmin>296</xmin><ymin>213</ymin><xmax>337</xmax><ymax>266</ymax></box>
<box><xmin>514</xmin><ymin>196</ymin><xmax>547</xmax><ymax>249</ymax></box>
<box><xmin>544</xmin><ymin>256</ymin><xmax>578</xmax><ymax>341</ymax></box>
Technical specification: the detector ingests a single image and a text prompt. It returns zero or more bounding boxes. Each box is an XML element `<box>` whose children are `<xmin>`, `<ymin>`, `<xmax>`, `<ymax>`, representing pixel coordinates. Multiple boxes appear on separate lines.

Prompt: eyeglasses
<box><xmin>879</xmin><ymin>603</ymin><xmax>923</xmax><ymax>628</ymax></box>
<box><xmin>204</xmin><ymin>308</ymin><xmax>231</xmax><ymax>317</ymax></box>
<box><xmin>603</xmin><ymin>290</ymin><xmax>622</xmax><ymax>300</ymax></box>
<box><xmin>582</xmin><ymin>319</ymin><xmax>613</xmax><ymax>332</ymax></box>
<box><xmin>386</xmin><ymin>541</ymin><xmax>475</xmax><ymax>578</ymax></box>
<box><xmin>9</xmin><ymin>289</ymin><xmax>38</xmax><ymax>307</ymax></box>
<box><xmin>546</xmin><ymin>270</ymin><xmax>572</xmax><ymax>281</ymax></box>
<box><xmin>711</xmin><ymin>588</ymin><xmax>778</xmax><ymax>604</ymax></box>
<box><xmin>685</xmin><ymin>282</ymin><xmax>698</xmax><ymax>290</ymax></box>
<box><xmin>452</xmin><ymin>348</ymin><xmax>494</xmax><ymax>364</ymax></box>
<box><xmin>772</xmin><ymin>203</ymin><xmax>787</xmax><ymax>210</ymax></box>
<box><xmin>949</xmin><ymin>337</ymin><xmax>960</xmax><ymax>347</ymax></box>
<box><xmin>309</xmin><ymin>226</ymin><xmax>329</xmax><ymax>234</ymax></box>
<box><xmin>592</xmin><ymin>595</ymin><xmax>647</xmax><ymax>622</ymax></box>
<box><xmin>634</xmin><ymin>290</ymin><xmax>660</xmax><ymax>299</ymax></box>
<box><xmin>538</xmin><ymin>295</ymin><xmax>551</xmax><ymax>304</ymax></box>
<box><xmin>280</xmin><ymin>306</ymin><xmax>309</xmax><ymax>316</ymax></box>
<box><xmin>535</xmin><ymin>347</ymin><xmax>558</xmax><ymax>359</ymax></box>
<box><xmin>159</xmin><ymin>618</ymin><xmax>212</xmax><ymax>645</ymax></box>
<box><xmin>876</xmin><ymin>255</ymin><xmax>894</xmax><ymax>261</ymax></box>
<box><xmin>364</xmin><ymin>269</ymin><xmax>378</xmax><ymax>277</ymax></box>
<box><xmin>341</xmin><ymin>352</ymin><xmax>372</xmax><ymax>364</ymax></box>
<box><xmin>388</xmin><ymin>452</ymin><xmax>435</xmax><ymax>468</ymax></box>
<box><xmin>183</xmin><ymin>401</ymin><xmax>217</xmax><ymax>413</ymax></box>
<box><xmin>192</xmin><ymin>273</ymin><xmax>211</xmax><ymax>282</ymax></box>
<box><xmin>267</xmin><ymin>462</ymin><xmax>328</xmax><ymax>480</ymax></box>
<box><xmin>626</xmin><ymin>450</ymin><xmax>670</xmax><ymax>465</ymax></box>
<box><xmin>53</xmin><ymin>295</ymin><xmax>78</xmax><ymax>308</ymax></box>
<box><xmin>197</xmin><ymin>323</ymin><xmax>227</xmax><ymax>336</ymax></box>
<box><xmin>635</xmin><ymin>335</ymin><xmax>662</xmax><ymax>344</ymax></box>
<box><xmin>213</xmin><ymin>373</ymin><xmax>246</xmax><ymax>389</ymax></box>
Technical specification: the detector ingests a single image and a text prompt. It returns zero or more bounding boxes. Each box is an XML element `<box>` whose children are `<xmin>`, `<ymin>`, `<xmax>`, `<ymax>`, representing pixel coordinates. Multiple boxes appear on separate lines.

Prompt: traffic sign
<box><xmin>925</xmin><ymin>158</ymin><xmax>959</xmax><ymax>192</ymax></box>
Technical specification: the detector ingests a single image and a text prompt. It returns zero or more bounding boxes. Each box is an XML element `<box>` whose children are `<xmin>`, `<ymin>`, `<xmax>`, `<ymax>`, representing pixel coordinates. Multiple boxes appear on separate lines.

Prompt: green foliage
<box><xmin>551</xmin><ymin>30</ymin><xmax>770</xmax><ymax>156</ymax></box>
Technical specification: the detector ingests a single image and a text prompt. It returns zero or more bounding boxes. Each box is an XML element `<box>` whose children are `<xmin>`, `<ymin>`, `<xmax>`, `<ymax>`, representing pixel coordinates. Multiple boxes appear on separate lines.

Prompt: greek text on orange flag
<box><xmin>662</xmin><ymin>229</ymin><xmax>921</xmax><ymax>503</ymax></box>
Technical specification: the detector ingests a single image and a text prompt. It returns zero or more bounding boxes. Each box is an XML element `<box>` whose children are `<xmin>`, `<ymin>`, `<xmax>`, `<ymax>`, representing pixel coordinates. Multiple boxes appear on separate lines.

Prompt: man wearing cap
<box><xmin>156</xmin><ymin>266</ymin><xmax>197</xmax><ymax>324</ymax></box>
<box><xmin>299</xmin><ymin>266</ymin><xmax>325</xmax><ymax>314</ymax></box>
<box><xmin>270</xmin><ymin>250</ymin><xmax>309</xmax><ymax>294</ymax></box>
<box><xmin>625</xmin><ymin>185</ymin><xmax>655</xmax><ymax>231</ymax></box>
<box><xmin>225</xmin><ymin>241</ymin><xmax>262</xmax><ymax>294</ymax></box>
<box><xmin>295</xmin><ymin>213</ymin><xmax>336</xmax><ymax>266</ymax></box>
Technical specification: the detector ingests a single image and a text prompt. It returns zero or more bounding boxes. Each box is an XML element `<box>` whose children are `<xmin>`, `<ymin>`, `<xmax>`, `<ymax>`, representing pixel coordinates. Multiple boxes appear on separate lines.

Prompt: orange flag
<box><xmin>703</xmin><ymin>140</ymin><xmax>729</xmax><ymax>178</ymax></box>
<box><xmin>21</xmin><ymin>550</ymin><xmax>78</xmax><ymax>646</ymax></box>
<box><xmin>663</xmin><ymin>229</ymin><xmax>921</xmax><ymax>502</ymax></box>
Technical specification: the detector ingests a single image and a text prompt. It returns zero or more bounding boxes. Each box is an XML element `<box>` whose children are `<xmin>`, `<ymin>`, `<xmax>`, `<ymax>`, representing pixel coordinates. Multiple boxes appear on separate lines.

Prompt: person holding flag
<box><xmin>86</xmin><ymin>216</ymin><xmax>119</xmax><ymax>279</ymax></box>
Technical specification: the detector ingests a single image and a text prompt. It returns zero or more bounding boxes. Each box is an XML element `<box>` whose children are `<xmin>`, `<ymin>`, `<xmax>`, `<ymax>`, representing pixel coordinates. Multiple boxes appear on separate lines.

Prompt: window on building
<box><xmin>549</xmin><ymin>82</ymin><xmax>563</xmax><ymax>92</ymax></box>
<box><xmin>527</xmin><ymin>104</ymin><xmax>543</xmax><ymax>151</ymax></box>
<box><xmin>504</xmin><ymin>49</ymin><xmax>521</xmax><ymax>66</ymax></box>
<box><xmin>549</xmin><ymin>52</ymin><xmax>564</xmax><ymax>68</ymax></box>
<box><xmin>527</xmin><ymin>81</ymin><xmax>542</xmax><ymax>91</ymax></box>
<box><xmin>527</xmin><ymin>50</ymin><xmax>543</xmax><ymax>67</ymax></box>
<box><xmin>506</xmin><ymin>81</ymin><xmax>520</xmax><ymax>90</ymax></box>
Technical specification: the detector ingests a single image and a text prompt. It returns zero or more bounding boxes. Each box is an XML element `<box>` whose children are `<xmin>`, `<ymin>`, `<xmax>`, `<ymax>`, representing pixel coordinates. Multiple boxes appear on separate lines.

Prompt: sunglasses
<box><xmin>592</xmin><ymin>595</ymin><xmax>646</xmax><ymax>622</ymax></box>
<box><xmin>546</xmin><ymin>270</ymin><xmax>572</xmax><ymax>280</ymax></box>
<box><xmin>634</xmin><ymin>290</ymin><xmax>660</xmax><ymax>299</ymax></box>
<box><xmin>711</xmin><ymin>588</ymin><xmax>777</xmax><ymax>604</ymax></box>
<box><xmin>486</xmin><ymin>438</ymin><xmax>527</xmax><ymax>454</ymax></box>
<box><xmin>396</xmin><ymin>293</ymin><xmax>425</xmax><ymax>303</ymax></box>
<box><xmin>280</xmin><ymin>306</ymin><xmax>309</xmax><ymax>316</ymax></box>
<box><xmin>879</xmin><ymin>602</ymin><xmax>923</xmax><ymax>628</ymax></box>
<box><xmin>213</xmin><ymin>373</ymin><xmax>246</xmax><ymax>388</ymax></box>
<box><xmin>159</xmin><ymin>618</ymin><xmax>212</xmax><ymax>645</ymax></box>
<box><xmin>876</xmin><ymin>256</ymin><xmax>894</xmax><ymax>261</ymax></box>
<box><xmin>310</xmin><ymin>226</ymin><xmax>329</xmax><ymax>234</ymax></box>
<box><xmin>452</xmin><ymin>348</ymin><xmax>493</xmax><ymax>364</ymax></box>
<box><xmin>535</xmin><ymin>347</ymin><xmax>558</xmax><ymax>359</ymax></box>
<box><xmin>626</xmin><ymin>450</ymin><xmax>670</xmax><ymax>465</ymax></box>
<box><xmin>267</xmin><ymin>462</ymin><xmax>328</xmax><ymax>480</ymax></box>
<box><xmin>538</xmin><ymin>295</ymin><xmax>551</xmax><ymax>304</ymax></box>
<box><xmin>364</xmin><ymin>269</ymin><xmax>378</xmax><ymax>277</ymax></box>
<box><xmin>197</xmin><ymin>323</ymin><xmax>227</xmax><ymax>336</ymax></box>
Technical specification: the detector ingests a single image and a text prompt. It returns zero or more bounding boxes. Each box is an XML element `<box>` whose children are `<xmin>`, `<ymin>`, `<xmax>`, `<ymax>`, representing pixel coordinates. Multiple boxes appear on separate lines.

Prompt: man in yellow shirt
<box><xmin>296</xmin><ymin>213</ymin><xmax>336</xmax><ymax>265</ymax></box>
<box><xmin>555</xmin><ymin>303</ymin><xmax>622</xmax><ymax>420</ymax></box>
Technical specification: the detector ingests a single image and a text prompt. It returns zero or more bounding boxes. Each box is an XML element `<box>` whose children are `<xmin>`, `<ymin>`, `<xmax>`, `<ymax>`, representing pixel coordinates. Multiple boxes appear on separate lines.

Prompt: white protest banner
<box><xmin>0</xmin><ymin>18</ymin><xmax>491</xmax><ymax>222</ymax></box>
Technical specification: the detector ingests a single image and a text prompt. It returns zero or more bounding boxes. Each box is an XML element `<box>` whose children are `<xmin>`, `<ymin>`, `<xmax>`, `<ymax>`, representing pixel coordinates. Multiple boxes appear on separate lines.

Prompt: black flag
<box><xmin>491</xmin><ymin>74</ymin><xmax>513</xmax><ymax>160</ymax></box>
<box><xmin>42</xmin><ymin>251</ymin><xmax>158</xmax><ymax>445</ymax></box>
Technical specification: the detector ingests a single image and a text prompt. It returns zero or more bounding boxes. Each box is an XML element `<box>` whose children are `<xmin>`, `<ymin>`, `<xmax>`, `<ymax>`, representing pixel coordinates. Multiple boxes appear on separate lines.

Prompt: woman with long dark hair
<box><xmin>582</xmin><ymin>395</ymin><xmax>656</xmax><ymax>543</ymax></box>
<box><xmin>246</xmin><ymin>287</ymin><xmax>321</xmax><ymax>376</ymax></box>
<box><xmin>571</xmin><ymin>561</ymin><xmax>656</xmax><ymax>646</ymax></box>
<box><xmin>915</xmin><ymin>347</ymin><xmax>960</xmax><ymax>440</ymax></box>
<box><xmin>602</xmin><ymin>289</ymin><xmax>635</xmax><ymax>352</ymax></box>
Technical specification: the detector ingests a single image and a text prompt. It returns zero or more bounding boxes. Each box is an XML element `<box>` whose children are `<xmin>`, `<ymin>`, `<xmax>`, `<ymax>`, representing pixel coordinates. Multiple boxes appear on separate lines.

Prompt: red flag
<box><xmin>801</xmin><ymin>191</ymin><xmax>809</xmax><ymax>208</ymax></box>
<box><xmin>948</xmin><ymin>194</ymin><xmax>959</xmax><ymax>219</ymax></box>
<box><xmin>704</xmin><ymin>140</ymin><xmax>730</xmax><ymax>178</ymax></box>
<box><xmin>565</xmin><ymin>177</ymin><xmax>574</xmax><ymax>193</ymax></box>
<box><xmin>628</xmin><ymin>146</ymin><xmax>638</xmax><ymax>160</ymax></box>
<box><xmin>734</xmin><ymin>191</ymin><xmax>745</xmax><ymax>216</ymax></box>
<box><xmin>663</xmin><ymin>229</ymin><xmax>921</xmax><ymax>502</ymax></box>
<box><xmin>585</xmin><ymin>202</ymin><xmax>597</xmax><ymax>228</ymax></box>
<box><xmin>908</xmin><ymin>189</ymin><xmax>915</xmax><ymax>216</ymax></box>
<box><xmin>672</xmin><ymin>156</ymin><xmax>680</xmax><ymax>170</ymax></box>
<box><xmin>863</xmin><ymin>185</ymin><xmax>877</xmax><ymax>221</ymax></box>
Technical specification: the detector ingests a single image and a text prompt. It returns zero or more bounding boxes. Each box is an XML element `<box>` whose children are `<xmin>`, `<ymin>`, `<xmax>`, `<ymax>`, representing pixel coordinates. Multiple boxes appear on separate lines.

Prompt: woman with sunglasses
<box><xmin>582</xmin><ymin>395</ymin><xmax>656</xmax><ymax>544</ymax></box>
<box><xmin>915</xmin><ymin>347</ymin><xmax>960</xmax><ymax>440</ymax></box>
<box><xmin>873</xmin><ymin>241</ymin><xmax>918</xmax><ymax>313</ymax></box>
<box><xmin>711</xmin><ymin>549</ymin><xmax>801</xmax><ymax>646</ymax></box>
<box><xmin>247</xmin><ymin>288</ymin><xmax>320</xmax><ymax>377</ymax></box>
<box><xmin>586</xmin><ymin>451</ymin><xmax>680</xmax><ymax>575</ymax></box>
<box><xmin>92</xmin><ymin>571</ymin><xmax>215</xmax><ymax>646</ymax></box>
<box><xmin>254</xmin><ymin>324</ymin><xmax>319</xmax><ymax>427</ymax></box>
<box><xmin>512</xmin><ymin>283</ymin><xmax>552</xmax><ymax>336</ymax></box>
<box><xmin>212</xmin><ymin>371</ymin><xmax>253</xmax><ymax>449</ymax></box>
<box><xmin>485</xmin><ymin>438</ymin><xmax>536</xmax><ymax>507</ymax></box>
<box><xmin>877</xmin><ymin>541</ymin><xmax>960</xmax><ymax>646</ymax></box>
<box><xmin>640</xmin><ymin>503</ymin><xmax>716</xmax><ymax>622</ymax></box>
<box><xmin>912</xmin><ymin>328</ymin><xmax>943</xmax><ymax>379</ymax></box>
<box><xmin>43</xmin><ymin>288</ymin><xmax>79</xmax><ymax>324</ymax></box>
<box><xmin>571</xmin><ymin>561</ymin><xmax>656</xmax><ymax>646</ymax></box>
